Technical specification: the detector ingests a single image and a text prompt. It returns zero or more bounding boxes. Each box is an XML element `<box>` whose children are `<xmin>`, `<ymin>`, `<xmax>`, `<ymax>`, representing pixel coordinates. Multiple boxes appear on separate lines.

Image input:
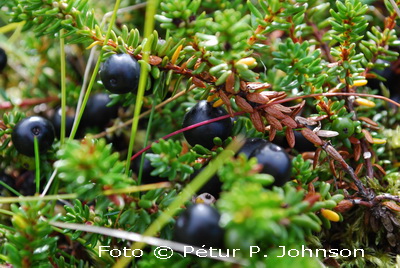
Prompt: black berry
<box><xmin>293</xmin><ymin>129</ymin><xmax>316</xmax><ymax>152</ymax></box>
<box><xmin>174</xmin><ymin>204</ymin><xmax>224</xmax><ymax>248</ymax></box>
<box><xmin>100</xmin><ymin>54</ymin><xmax>141</xmax><ymax>94</ymax></box>
<box><xmin>0</xmin><ymin>47</ymin><xmax>7</xmax><ymax>72</ymax></box>
<box><xmin>182</xmin><ymin>100</ymin><xmax>233</xmax><ymax>149</ymax></box>
<box><xmin>236</xmin><ymin>137</ymin><xmax>269</xmax><ymax>158</ymax></box>
<box><xmin>50</xmin><ymin>106</ymin><xmax>75</xmax><ymax>138</ymax></box>
<box><xmin>81</xmin><ymin>93</ymin><xmax>119</xmax><ymax>129</ymax></box>
<box><xmin>191</xmin><ymin>167</ymin><xmax>222</xmax><ymax>198</ymax></box>
<box><xmin>250</xmin><ymin>142</ymin><xmax>292</xmax><ymax>187</ymax></box>
<box><xmin>12</xmin><ymin>116</ymin><xmax>55</xmax><ymax>157</ymax></box>
<box><xmin>132</xmin><ymin>151</ymin><xmax>163</xmax><ymax>184</ymax></box>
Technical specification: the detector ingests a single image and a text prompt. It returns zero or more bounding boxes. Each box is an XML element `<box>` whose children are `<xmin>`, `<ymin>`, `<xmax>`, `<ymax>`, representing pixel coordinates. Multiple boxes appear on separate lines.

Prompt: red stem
<box><xmin>130</xmin><ymin>91</ymin><xmax>399</xmax><ymax>162</ymax></box>
<box><xmin>131</xmin><ymin>111</ymin><xmax>245</xmax><ymax>161</ymax></box>
<box><xmin>0</xmin><ymin>96</ymin><xmax>59</xmax><ymax>109</ymax></box>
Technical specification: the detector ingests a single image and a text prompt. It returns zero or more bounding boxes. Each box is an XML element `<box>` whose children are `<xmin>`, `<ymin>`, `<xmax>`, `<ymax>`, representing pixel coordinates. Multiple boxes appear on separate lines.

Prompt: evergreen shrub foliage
<box><xmin>1</xmin><ymin>0</ymin><xmax>400</xmax><ymax>267</ymax></box>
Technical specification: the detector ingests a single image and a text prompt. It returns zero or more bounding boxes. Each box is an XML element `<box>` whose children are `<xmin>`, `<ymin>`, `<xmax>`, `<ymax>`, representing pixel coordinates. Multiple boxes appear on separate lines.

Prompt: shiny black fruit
<box><xmin>236</xmin><ymin>138</ymin><xmax>269</xmax><ymax>158</ymax></box>
<box><xmin>81</xmin><ymin>93</ymin><xmax>119</xmax><ymax>129</ymax></box>
<box><xmin>100</xmin><ymin>54</ymin><xmax>141</xmax><ymax>94</ymax></box>
<box><xmin>293</xmin><ymin>130</ymin><xmax>316</xmax><ymax>152</ymax></box>
<box><xmin>174</xmin><ymin>204</ymin><xmax>224</xmax><ymax>248</ymax></box>
<box><xmin>182</xmin><ymin>101</ymin><xmax>233</xmax><ymax>149</ymax></box>
<box><xmin>12</xmin><ymin>116</ymin><xmax>55</xmax><ymax>157</ymax></box>
<box><xmin>0</xmin><ymin>47</ymin><xmax>7</xmax><ymax>72</ymax></box>
<box><xmin>132</xmin><ymin>151</ymin><xmax>163</xmax><ymax>184</ymax></box>
<box><xmin>272</xmin><ymin>128</ymin><xmax>316</xmax><ymax>152</ymax></box>
<box><xmin>191</xmin><ymin>167</ymin><xmax>222</xmax><ymax>198</ymax></box>
<box><xmin>50</xmin><ymin>107</ymin><xmax>75</xmax><ymax>138</ymax></box>
<box><xmin>250</xmin><ymin>142</ymin><xmax>292</xmax><ymax>186</ymax></box>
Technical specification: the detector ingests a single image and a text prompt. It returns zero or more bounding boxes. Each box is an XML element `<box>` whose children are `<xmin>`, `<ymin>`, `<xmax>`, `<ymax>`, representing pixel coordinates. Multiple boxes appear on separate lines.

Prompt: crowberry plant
<box><xmin>1</xmin><ymin>0</ymin><xmax>400</xmax><ymax>267</ymax></box>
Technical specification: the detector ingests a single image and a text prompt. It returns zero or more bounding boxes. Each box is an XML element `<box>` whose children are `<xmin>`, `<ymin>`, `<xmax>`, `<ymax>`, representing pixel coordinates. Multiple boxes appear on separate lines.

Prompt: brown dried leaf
<box><xmin>192</xmin><ymin>77</ymin><xmax>206</xmax><ymax>88</ymax></box>
<box><xmin>250</xmin><ymin>111</ymin><xmax>265</xmax><ymax>132</ymax></box>
<box><xmin>218</xmin><ymin>90</ymin><xmax>234</xmax><ymax>117</ymax></box>
<box><xmin>290</xmin><ymin>100</ymin><xmax>306</xmax><ymax>117</ymax></box>
<box><xmin>313</xmin><ymin>148</ymin><xmax>322</xmax><ymax>169</ymax></box>
<box><xmin>235</xmin><ymin>95</ymin><xmax>254</xmax><ymax>113</ymax></box>
<box><xmin>354</xmin><ymin>144</ymin><xmax>361</xmax><ymax>161</ymax></box>
<box><xmin>373</xmin><ymin>163</ymin><xmax>387</xmax><ymax>176</ymax></box>
<box><xmin>301</xmin><ymin>128</ymin><xmax>323</xmax><ymax>146</ymax></box>
<box><xmin>329</xmin><ymin>159</ymin><xmax>338</xmax><ymax>178</ymax></box>
<box><xmin>149</xmin><ymin>55</ymin><xmax>162</xmax><ymax>65</ymax></box>
<box><xmin>349</xmin><ymin>182</ymin><xmax>359</xmax><ymax>191</ymax></box>
<box><xmin>273</xmin><ymin>104</ymin><xmax>292</xmax><ymax>113</ymax></box>
<box><xmin>308</xmin><ymin>114</ymin><xmax>329</xmax><ymax>122</ymax></box>
<box><xmin>281</xmin><ymin>116</ymin><xmax>298</xmax><ymax>128</ymax></box>
<box><xmin>261</xmin><ymin>91</ymin><xmax>286</xmax><ymax>99</ymax></box>
<box><xmin>355</xmin><ymin>163</ymin><xmax>363</xmax><ymax>175</ymax></box>
<box><xmin>324</xmin><ymin>144</ymin><xmax>346</xmax><ymax>162</ymax></box>
<box><xmin>295</xmin><ymin>116</ymin><xmax>318</xmax><ymax>126</ymax></box>
<box><xmin>304</xmin><ymin>192</ymin><xmax>321</xmax><ymax>207</ymax></box>
<box><xmin>225</xmin><ymin>72</ymin><xmax>235</xmax><ymax>94</ymax></box>
<box><xmin>246</xmin><ymin>92</ymin><xmax>269</xmax><ymax>104</ymax></box>
<box><xmin>334</xmin><ymin>200</ymin><xmax>354</xmax><ymax>213</ymax></box>
<box><xmin>199</xmin><ymin>71</ymin><xmax>216</xmax><ymax>82</ymax></box>
<box><xmin>219</xmin><ymin>90</ymin><xmax>231</xmax><ymax>105</ymax></box>
<box><xmin>349</xmin><ymin>137</ymin><xmax>360</xmax><ymax>144</ymax></box>
<box><xmin>338</xmin><ymin>150</ymin><xmax>350</xmax><ymax>158</ymax></box>
<box><xmin>269</xmin><ymin>127</ymin><xmax>276</xmax><ymax>141</ymax></box>
<box><xmin>286</xmin><ymin>127</ymin><xmax>295</xmax><ymax>148</ymax></box>
<box><xmin>246</xmin><ymin>82</ymin><xmax>271</xmax><ymax>91</ymax></box>
<box><xmin>301</xmin><ymin>152</ymin><xmax>315</xmax><ymax>160</ymax></box>
<box><xmin>269</xmin><ymin>95</ymin><xmax>287</xmax><ymax>102</ymax></box>
<box><xmin>240</xmin><ymin>81</ymin><xmax>248</xmax><ymax>91</ymax></box>
<box><xmin>265</xmin><ymin>114</ymin><xmax>283</xmax><ymax>130</ymax></box>
<box><xmin>383</xmin><ymin>201</ymin><xmax>400</xmax><ymax>212</ymax></box>
<box><xmin>362</xmin><ymin>129</ymin><xmax>374</xmax><ymax>143</ymax></box>
<box><xmin>265</xmin><ymin>105</ymin><xmax>286</xmax><ymax>119</ymax></box>
<box><xmin>226</xmin><ymin>105</ymin><xmax>235</xmax><ymax>117</ymax></box>
<box><xmin>359</xmin><ymin>116</ymin><xmax>379</xmax><ymax>127</ymax></box>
